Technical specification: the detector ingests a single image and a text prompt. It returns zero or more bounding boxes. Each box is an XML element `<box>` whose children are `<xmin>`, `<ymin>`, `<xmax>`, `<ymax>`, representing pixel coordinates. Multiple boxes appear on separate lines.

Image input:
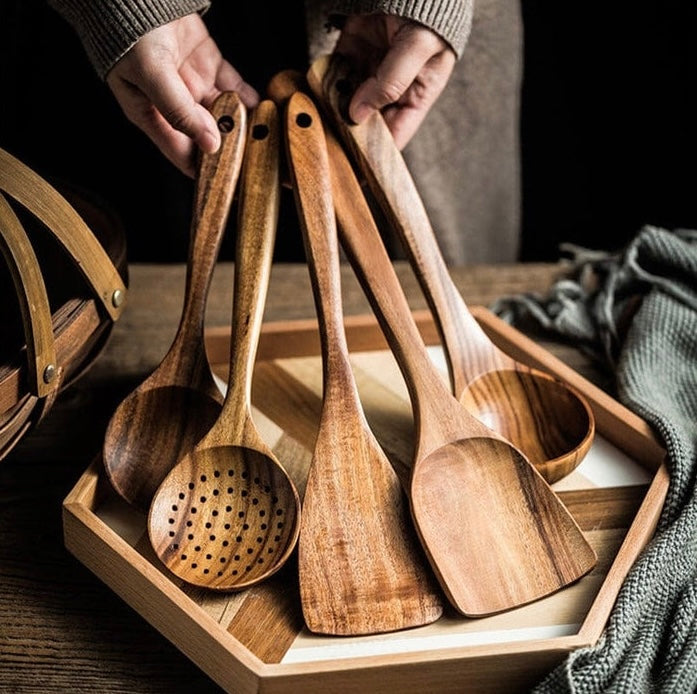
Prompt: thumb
<box><xmin>144</xmin><ymin>67</ymin><xmax>222</xmax><ymax>153</ymax></box>
<box><xmin>348</xmin><ymin>25</ymin><xmax>440</xmax><ymax>123</ymax></box>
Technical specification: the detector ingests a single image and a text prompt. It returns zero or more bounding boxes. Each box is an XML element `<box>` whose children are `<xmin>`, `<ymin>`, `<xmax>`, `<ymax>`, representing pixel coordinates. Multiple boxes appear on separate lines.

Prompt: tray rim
<box><xmin>63</xmin><ymin>308</ymin><xmax>669</xmax><ymax>693</ymax></box>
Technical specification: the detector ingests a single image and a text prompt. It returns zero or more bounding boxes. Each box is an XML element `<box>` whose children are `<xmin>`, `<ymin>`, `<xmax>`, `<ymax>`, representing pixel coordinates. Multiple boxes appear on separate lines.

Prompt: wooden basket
<box><xmin>0</xmin><ymin>148</ymin><xmax>128</xmax><ymax>460</ymax></box>
<box><xmin>63</xmin><ymin>309</ymin><xmax>668</xmax><ymax>693</ymax></box>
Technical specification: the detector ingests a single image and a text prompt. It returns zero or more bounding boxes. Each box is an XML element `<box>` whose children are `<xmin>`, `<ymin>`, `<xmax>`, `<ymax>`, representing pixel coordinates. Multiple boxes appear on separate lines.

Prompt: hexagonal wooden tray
<box><xmin>63</xmin><ymin>308</ymin><xmax>668</xmax><ymax>693</ymax></box>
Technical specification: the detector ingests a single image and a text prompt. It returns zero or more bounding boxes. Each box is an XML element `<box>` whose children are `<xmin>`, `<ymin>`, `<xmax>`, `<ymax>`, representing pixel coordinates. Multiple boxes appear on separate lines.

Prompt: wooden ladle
<box><xmin>148</xmin><ymin>100</ymin><xmax>300</xmax><ymax>590</ymax></box>
<box><xmin>103</xmin><ymin>92</ymin><xmax>247</xmax><ymax>510</ymax></box>
<box><xmin>294</xmin><ymin>90</ymin><xmax>597</xmax><ymax>617</ymax></box>
<box><xmin>284</xmin><ymin>91</ymin><xmax>443</xmax><ymax>634</ymax></box>
<box><xmin>308</xmin><ymin>55</ymin><xmax>595</xmax><ymax>484</ymax></box>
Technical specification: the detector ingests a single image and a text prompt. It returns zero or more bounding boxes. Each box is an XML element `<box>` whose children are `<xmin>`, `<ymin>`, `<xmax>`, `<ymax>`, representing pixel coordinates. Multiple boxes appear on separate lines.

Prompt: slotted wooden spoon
<box><xmin>148</xmin><ymin>100</ymin><xmax>300</xmax><ymax>590</ymax></box>
<box><xmin>284</xmin><ymin>91</ymin><xmax>443</xmax><ymax>634</ymax></box>
<box><xmin>308</xmin><ymin>55</ymin><xmax>595</xmax><ymax>484</ymax></box>
<box><xmin>293</xmin><ymin>89</ymin><xmax>596</xmax><ymax>617</ymax></box>
<box><xmin>103</xmin><ymin>92</ymin><xmax>246</xmax><ymax>510</ymax></box>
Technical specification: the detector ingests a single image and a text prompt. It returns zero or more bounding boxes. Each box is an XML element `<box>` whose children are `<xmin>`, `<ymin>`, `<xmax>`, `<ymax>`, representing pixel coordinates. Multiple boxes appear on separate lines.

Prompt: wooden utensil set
<box><xmin>106</xmin><ymin>56</ymin><xmax>597</xmax><ymax>638</ymax></box>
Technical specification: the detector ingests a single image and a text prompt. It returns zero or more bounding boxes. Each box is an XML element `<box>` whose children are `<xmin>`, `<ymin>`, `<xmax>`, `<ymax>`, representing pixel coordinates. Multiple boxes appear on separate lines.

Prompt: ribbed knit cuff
<box><xmin>48</xmin><ymin>0</ymin><xmax>211</xmax><ymax>79</ymax></box>
<box><xmin>328</xmin><ymin>0</ymin><xmax>473</xmax><ymax>58</ymax></box>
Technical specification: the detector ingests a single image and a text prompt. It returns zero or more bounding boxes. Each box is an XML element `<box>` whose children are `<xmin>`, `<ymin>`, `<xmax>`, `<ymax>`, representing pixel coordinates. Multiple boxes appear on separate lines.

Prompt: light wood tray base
<box><xmin>63</xmin><ymin>308</ymin><xmax>668</xmax><ymax>693</ymax></box>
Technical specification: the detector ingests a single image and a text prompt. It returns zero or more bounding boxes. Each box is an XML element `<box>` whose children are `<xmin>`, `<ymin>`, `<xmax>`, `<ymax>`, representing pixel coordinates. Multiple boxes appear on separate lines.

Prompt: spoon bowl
<box><xmin>307</xmin><ymin>54</ymin><xmax>595</xmax><ymax>484</ymax></box>
<box><xmin>149</xmin><ymin>100</ymin><xmax>301</xmax><ymax>590</ymax></box>
<box><xmin>149</xmin><ymin>444</ymin><xmax>299</xmax><ymax>589</ymax></box>
<box><xmin>460</xmin><ymin>369</ymin><xmax>594</xmax><ymax>481</ymax></box>
<box><xmin>103</xmin><ymin>92</ymin><xmax>247</xmax><ymax>510</ymax></box>
<box><xmin>104</xmin><ymin>386</ymin><xmax>222</xmax><ymax>496</ymax></box>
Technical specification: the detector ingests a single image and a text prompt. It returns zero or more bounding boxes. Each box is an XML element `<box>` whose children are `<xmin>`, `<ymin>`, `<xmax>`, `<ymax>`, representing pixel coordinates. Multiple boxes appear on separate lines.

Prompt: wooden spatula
<box><xmin>284</xmin><ymin>91</ymin><xmax>443</xmax><ymax>634</ymax></box>
<box><xmin>292</xmin><ymin>77</ymin><xmax>597</xmax><ymax>616</ymax></box>
<box><xmin>307</xmin><ymin>53</ymin><xmax>596</xmax><ymax>485</ymax></box>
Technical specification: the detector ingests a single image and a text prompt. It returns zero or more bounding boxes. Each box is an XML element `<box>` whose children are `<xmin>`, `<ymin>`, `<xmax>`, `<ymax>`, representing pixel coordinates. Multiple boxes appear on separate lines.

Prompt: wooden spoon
<box><xmin>307</xmin><ymin>55</ymin><xmax>595</xmax><ymax>484</ymax></box>
<box><xmin>284</xmin><ymin>92</ymin><xmax>444</xmax><ymax>634</ymax></box>
<box><xmin>103</xmin><ymin>92</ymin><xmax>247</xmax><ymax>510</ymax></box>
<box><xmin>148</xmin><ymin>100</ymin><xmax>301</xmax><ymax>590</ymax></box>
<box><xmin>289</xmin><ymin>89</ymin><xmax>596</xmax><ymax>617</ymax></box>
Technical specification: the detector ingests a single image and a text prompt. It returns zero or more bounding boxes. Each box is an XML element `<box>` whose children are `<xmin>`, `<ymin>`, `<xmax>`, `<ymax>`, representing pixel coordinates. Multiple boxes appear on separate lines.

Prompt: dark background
<box><xmin>518</xmin><ymin>0</ymin><xmax>697</xmax><ymax>261</ymax></box>
<box><xmin>1</xmin><ymin>1</ymin><xmax>695</xmax><ymax>263</ymax></box>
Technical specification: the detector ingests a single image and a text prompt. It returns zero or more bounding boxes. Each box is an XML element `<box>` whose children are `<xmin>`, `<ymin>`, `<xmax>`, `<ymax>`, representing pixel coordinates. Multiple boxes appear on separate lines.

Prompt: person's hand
<box><xmin>334</xmin><ymin>14</ymin><xmax>456</xmax><ymax>149</ymax></box>
<box><xmin>106</xmin><ymin>13</ymin><xmax>259</xmax><ymax>177</ymax></box>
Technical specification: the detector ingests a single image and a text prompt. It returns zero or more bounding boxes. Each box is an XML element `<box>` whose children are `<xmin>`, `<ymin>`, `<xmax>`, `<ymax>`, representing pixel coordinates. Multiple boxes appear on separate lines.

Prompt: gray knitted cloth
<box><xmin>493</xmin><ymin>226</ymin><xmax>697</xmax><ymax>693</ymax></box>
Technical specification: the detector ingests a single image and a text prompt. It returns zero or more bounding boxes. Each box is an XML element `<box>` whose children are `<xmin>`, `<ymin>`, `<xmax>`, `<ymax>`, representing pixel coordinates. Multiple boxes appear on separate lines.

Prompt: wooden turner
<box><xmin>294</xmin><ymin>84</ymin><xmax>597</xmax><ymax>616</ymax></box>
<box><xmin>284</xmin><ymin>91</ymin><xmax>443</xmax><ymax>634</ymax></box>
<box><xmin>307</xmin><ymin>54</ymin><xmax>596</xmax><ymax>485</ymax></box>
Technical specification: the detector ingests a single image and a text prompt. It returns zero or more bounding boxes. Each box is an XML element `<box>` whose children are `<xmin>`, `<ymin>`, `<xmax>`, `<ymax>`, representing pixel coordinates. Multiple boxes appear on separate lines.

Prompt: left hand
<box><xmin>334</xmin><ymin>14</ymin><xmax>457</xmax><ymax>149</ymax></box>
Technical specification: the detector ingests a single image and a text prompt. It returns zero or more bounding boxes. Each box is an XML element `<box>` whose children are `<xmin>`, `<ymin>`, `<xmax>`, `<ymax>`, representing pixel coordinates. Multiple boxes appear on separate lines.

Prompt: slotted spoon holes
<box><xmin>151</xmin><ymin>450</ymin><xmax>296</xmax><ymax>590</ymax></box>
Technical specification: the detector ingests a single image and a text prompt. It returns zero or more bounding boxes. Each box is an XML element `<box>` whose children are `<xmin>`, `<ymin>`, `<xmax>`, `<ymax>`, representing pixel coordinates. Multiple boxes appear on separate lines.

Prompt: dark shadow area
<box><xmin>519</xmin><ymin>0</ymin><xmax>697</xmax><ymax>259</ymax></box>
<box><xmin>0</xmin><ymin>1</ymin><xmax>308</xmax><ymax>263</ymax></box>
<box><xmin>1</xmin><ymin>2</ymin><xmax>695</xmax><ymax>263</ymax></box>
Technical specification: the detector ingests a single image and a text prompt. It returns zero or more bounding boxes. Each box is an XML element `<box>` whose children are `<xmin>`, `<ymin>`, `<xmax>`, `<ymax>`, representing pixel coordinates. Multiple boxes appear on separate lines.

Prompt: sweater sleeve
<box><xmin>327</xmin><ymin>0</ymin><xmax>474</xmax><ymax>58</ymax></box>
<box><xmin>47</xmin><ymin>0</ymin><xmax>211</xmax><ymax>80</ymax></box>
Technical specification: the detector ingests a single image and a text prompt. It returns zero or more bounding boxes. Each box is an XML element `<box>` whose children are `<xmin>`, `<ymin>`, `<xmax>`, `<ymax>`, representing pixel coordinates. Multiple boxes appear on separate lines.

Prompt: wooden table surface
<box><xmin>0</xmin><ymin>261</ymin><xmax>606</xmax><ymax>693</ymax></box>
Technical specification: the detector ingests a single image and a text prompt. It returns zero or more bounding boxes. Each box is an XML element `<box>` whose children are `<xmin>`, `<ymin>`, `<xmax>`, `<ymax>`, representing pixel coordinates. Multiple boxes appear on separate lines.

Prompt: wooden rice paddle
<box><xmin>284</xmin><ymin>92</ymin><xmax>444</xmax><ymax>634</ymax></box>
<box><xmin>307</xmin><ymin>54</ymin><xmax>595</xmax><ymax>484</ymax></box>
<box><xmin>291</xmin><ymin>85</ymin><xmax>596</xmax><ymax>616</ymax></box>
<box><xmin>103</xmin><ymin>92</ymin><xmax>246</xmax><ymax>510</ymax></box>
<box><xmin>149</xmin><ymin>100</ymin><xmax>301</xmax><ymax>590</ymax></box>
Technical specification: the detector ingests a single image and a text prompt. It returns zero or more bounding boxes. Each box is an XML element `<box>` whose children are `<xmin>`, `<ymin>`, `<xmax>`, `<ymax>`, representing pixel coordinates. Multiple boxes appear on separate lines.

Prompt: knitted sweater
<box><xmin>494</xmin><ymin>227</ymin><xmax>697</xmax><ymax>692</ymax></box>
<box><xmin>46</xmin><ymin>0</ymin><xmax>473</xmax><ymax>81</ymax></box>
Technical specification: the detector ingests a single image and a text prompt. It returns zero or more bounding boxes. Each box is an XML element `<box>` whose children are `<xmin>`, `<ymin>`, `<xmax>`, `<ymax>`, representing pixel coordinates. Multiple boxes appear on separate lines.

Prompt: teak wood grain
<box><xmin>307</xmin><ymin>54</ymin><xmax>595</xmax><ymax>485</ymax></box>
<box><xmin>58</xmin><ymin>307</ymin><xmax>668</xmax><ymax>693</ymax></box>
<box><xmin>285</xmin><ymin>91</ymin><xmax>443</xmax><ymax>635</ymax></box>
<box><xmin>148</xmin><ymin>99</ymin><xmax>302</xmax><ymax>591</ymax></box>
<box><xmin>102</xmin><ymin>92</ymin><xmax>247</xmax><ymax>510</ymax></box>
<box><xmin>4</xmin><ymin>258</ymin><xmax>668</xmax><ymax>693</ymax></box>
<box><xmin>310</xmin><ymin>86</ymin><xmax>598</xmax><ymax>616</ymax></box>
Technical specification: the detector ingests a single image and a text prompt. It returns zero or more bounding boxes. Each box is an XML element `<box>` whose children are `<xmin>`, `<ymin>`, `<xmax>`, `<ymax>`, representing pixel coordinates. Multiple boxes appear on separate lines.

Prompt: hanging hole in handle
<box><xmin>218</xmin><ymin>115</ymin><xmax>235</xmax><ymax>133</ymax></box>
<box><xmin>252</xmin><ymin>124</ymin><xmax>269</xmax><ymax>140</ymax></box>
<box><xmin>296</xmin><ymin>113</ymin><xmax>312</xmax><ymax>128</ymax></box>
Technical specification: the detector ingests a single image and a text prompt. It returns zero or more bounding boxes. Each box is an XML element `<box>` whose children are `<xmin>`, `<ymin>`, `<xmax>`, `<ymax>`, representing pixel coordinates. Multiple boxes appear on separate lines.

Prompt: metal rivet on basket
<box><xmin>112</xmin><ymin>289</ymin><xmax>124</xmax><ymax>308</ymax></box>
<box><xmin>43</xmin><ymin>363</ymin><xmax>56</xmax><ymax>384</ymax></box>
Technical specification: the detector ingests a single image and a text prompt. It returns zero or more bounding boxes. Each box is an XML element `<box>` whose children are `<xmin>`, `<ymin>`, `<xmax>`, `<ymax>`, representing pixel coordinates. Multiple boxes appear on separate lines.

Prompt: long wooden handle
<box><xmin>271</xmin><ymin>75</ymin><xmax>473</xmax><ymax>442</ymax></box>
<box><xmin>285</xmin><ymin>92</ymin><xmax>356</xmax><ymax>398</ymax></box>
<box><xmin>173</xmin><ymin>92</ymin><xmax>247</xmax><ymax>354</ymax></box>
<box><xmin>322</xmin><ymin>115</ymin><xmax>463</xmax><ymax>441</ymax></box>
<box><xmin>0</xmin><ymin>192</ymin><xmax>57</xmax><ymax>397</ymax></box>
<box><xmin>270</xmin><ymin>72</ymin><xmax>457</xmax><ymax>423</ymax></box>
<box><xmin>307</xmin><ymin>54</ymin><xmax>509</xmax><ymax>396</ymax></box>
<box><xmin>0</xmin><ymin>147</ymin><xmax>127</xmax><ymax>322</ymax></box>
<box><xmin>215</xmin><ymin>100</ymin><xmax>281</xmax><ymax>435</ymax></box>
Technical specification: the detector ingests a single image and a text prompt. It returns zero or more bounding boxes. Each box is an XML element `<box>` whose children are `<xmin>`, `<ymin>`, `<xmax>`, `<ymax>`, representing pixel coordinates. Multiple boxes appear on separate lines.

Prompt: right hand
<box><xmin>106</xmin><ymin>13</ymin><xmax>259</xmax><ymax>177</ymax></box>
<box><xmin>334</xmin><ymin>14</ymin><xmax>456</xmax><ymax>150</ymax></box>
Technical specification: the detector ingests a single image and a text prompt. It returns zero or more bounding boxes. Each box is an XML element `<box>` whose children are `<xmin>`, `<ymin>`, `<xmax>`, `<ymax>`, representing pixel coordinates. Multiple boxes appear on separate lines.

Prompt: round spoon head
<box><xmin>305</xmin><ymin>55</ymin><xmax>595</xmax><ymax>484</ymax></box>
<box><xmin>103</xmin><ymin>91</ymin><xmax>247</xmax><ymax>512</ymax></box>
<box><xmin>459</xmin><ymin>369</ymin><xmax>595</xmax><ymax>484</ymax></box>
<box><xmin>103</xmin><ymin>385</ymin><xmax>221</xmax><ymax>510</ymax></box>
<box><xmin>410</xmin><ymin>436</ymin><xmax>597</xmax><ymax>617</ymax></box>
<box><xmin>148</xmin><ymin>444</ymin><xmax>300</xmax><ymax>590</ymax></box>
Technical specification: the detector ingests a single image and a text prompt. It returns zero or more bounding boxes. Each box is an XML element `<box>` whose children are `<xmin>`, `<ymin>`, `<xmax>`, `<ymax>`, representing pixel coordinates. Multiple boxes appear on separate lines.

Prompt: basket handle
<box><xmin>0</xmin><ymin>148</ymin><xmax>127</xmax><ymax>321</ymax></box>
<box><xmin>0</xmin><ymin>192</ymin><xmax>59</xmax><ymax>397</ymax></box>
